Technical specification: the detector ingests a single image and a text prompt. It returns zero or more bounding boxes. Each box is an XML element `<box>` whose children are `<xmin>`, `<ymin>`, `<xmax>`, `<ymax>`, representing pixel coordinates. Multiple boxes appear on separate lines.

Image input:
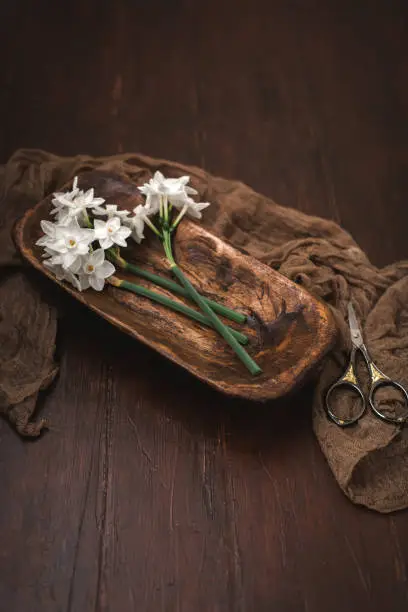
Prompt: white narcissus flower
<box><xmin>138</xmin><ymin>171</ymin><xmax>197</xmax><ymax>213</ymax></box>
<box><xmin>93</xmin><ymin>204</ymin><xmax>130</xmax><ymax>219</ymax></box>
<box><xmin>79</xmin><ymin>249</ymin><xmax>115</xmax><ymax>291</ymax></box>
<box><xmin>36</xmin><ymin>220</ymin><xmax>62</xmax><ymax>247</ymax></box>
<box><xmin>51</xmin><ymin>185</ymin><xmax>105</xmax><ymax>226</ymax></box>
<box><xmin>51</xmin><ymin>176</ymin><xmax>80</xmax><ymax>203</ymax></box>
<box><xmin>171</xmin><ymin>196</ymin><xmax>210</xmax><ymax>220</ymax></box>
<box><xmin>93</xmin><ymin>217</ymin><xmax>131</xmax><ymax>249</ymax></box>
<box><xmin>36</xmin><ymin>218</ymin><xmax>94</xmax><ymax>269</ymax></box>
<box><xmin>44</xmin><ymin>250</ymin><xmax>115</xmax><ymax>292</ymax></box>
<box><xmin>43</xmin><ymin>260</ymin><xmax>82</xmax><ymax>292</ymax></box>
<box><xmin>41</xmin><ymin>246</ymin><xmax>82</xmax><ymax>272</ymax></box>
<box><xmin>138</xmin><ymin>171</ymin><xmax>210</xmax><ymax>221</ymax></box>
<box><xmin>125</xmin><ymin>205</ymin><xmax>147</xmax><ymax>244</ymax></box>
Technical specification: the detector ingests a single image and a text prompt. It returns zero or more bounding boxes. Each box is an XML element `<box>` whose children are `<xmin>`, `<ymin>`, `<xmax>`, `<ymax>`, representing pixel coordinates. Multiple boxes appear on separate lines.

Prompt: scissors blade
<box><xmin>348</xmin><ymin>302</ymin><xmax>364</xmax><ymax>347</ymax></box>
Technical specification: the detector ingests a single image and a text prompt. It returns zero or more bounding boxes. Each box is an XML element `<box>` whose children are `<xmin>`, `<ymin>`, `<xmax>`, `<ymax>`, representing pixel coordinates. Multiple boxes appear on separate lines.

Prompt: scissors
<box><xmin>325</xmin><ymin>302</ymin><xmax>408</xmax><ymax>427</ymax></box>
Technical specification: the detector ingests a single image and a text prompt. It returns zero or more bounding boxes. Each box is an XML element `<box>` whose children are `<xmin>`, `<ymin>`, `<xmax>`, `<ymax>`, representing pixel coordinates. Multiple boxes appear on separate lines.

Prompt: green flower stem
<box><xmin>109</xmin><ymin>253</ymin><xmax>246</xmax><ymax>325</ymax></box>
<box><xmin>160</xmin><ymin>226</ymin><xmax>260</xmax><ymax>375</ymax></box>
<box><xmin>163</xmin><ymin>196</ymin><xmax>169</xmax><ymax>223</ymax></box>
<box><xmin>171</xmin><ymin>205</ymin><xmax>187</xmax><ymax>231</ymax></box>
<box><xmin>163</xmin><ymin>230</ymin><xmax>175</xmax><ymax>265</ymax></box>
<box><xmin>143</xmin><ymin>217</ymin><xmax>162</xmax><ymax>238</ymax></box>
<box><xmin>170</xmin><ymin>263</ymin><xmax>262</xmax><ymax>376</ymax></box>
<box><xmin>109</xmin><ymin>277</ymin><xmax>248</xmax><ymax>346</ymax></box>
<box><xmin>83</xmin><ymin>211</ymin><xmax>93</xmax><ymax>228</ymax></box>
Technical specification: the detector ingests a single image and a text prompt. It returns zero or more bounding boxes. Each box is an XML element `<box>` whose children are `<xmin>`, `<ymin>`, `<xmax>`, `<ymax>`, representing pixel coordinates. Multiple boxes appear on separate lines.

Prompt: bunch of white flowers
<box><xmin>37</xmin><ymin>177</ymin><xmax>134</xmax><ymax>292</ymax></box>
<box><xmin>37</xmin><ymin>172</ymin><xmax>210</xmax><ymax>293</ymax></box>
<box><xmin>36</xmin><ymin>172</ymin><xmax>260</xmax><ymax>374</ymax></box>
<box><xmin>137</xmin><ymin>171</ymin><xmax>210</xmax><ymax>220</ymax></box>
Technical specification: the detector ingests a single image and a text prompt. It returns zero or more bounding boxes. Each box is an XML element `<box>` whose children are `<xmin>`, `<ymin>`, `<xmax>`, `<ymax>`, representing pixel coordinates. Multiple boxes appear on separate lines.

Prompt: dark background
<box><xmin>1</xmin><ymin>1</ymin><xmax>408</xmax><ymax>611</ymax></box>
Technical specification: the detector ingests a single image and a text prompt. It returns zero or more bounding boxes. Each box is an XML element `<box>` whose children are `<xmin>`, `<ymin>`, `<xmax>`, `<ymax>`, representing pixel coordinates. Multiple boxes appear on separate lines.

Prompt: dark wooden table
<box><xmin>1</xmin><ymin>1</ymin><xmax>408</xmax><ymax>611</ymax></box>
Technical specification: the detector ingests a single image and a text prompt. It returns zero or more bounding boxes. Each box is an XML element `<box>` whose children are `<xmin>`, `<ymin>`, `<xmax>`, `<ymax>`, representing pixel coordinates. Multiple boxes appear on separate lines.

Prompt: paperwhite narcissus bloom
<box><xmin>138</xmin><ymin>171</ymin><xmax>210</xmax><ymax>220</ymax></box>
<box><xmin>36</xmin><ymin>218</ymin><xmax>95</xmax><ymax>269</ymax></box>
<box><xmin>51</xmin><ymin>185</ymin><xmax>105</xmax><ymax>226</ymax></box>
<box><xmin>51</xmin><ymin>176</ymin><xmax>80</xmax><ymax>203</ymax></box>
<box><xmin>36</xmin><ymin>220</ymin><xmax>61</xmax><ymax>247</ymax></box>
<box><xmin>93</xmin><ymin>204</ymin><xmax>130</xmax><ymax>219</ymax></box>
<box><xmin>79</xmin><ymin>249</ymin><xmax>115</xmax><ymax>291</ymax></box>
<box><xmin>171</xmin><ymin>196</ymin><xmax>210</xmax><ymax>219</ymax></box>
<box><xmin>93</xmin><ymin>217</ymin><xmax>132</xmax><ymax>249</ymax></box>
<box><xmin>44</xmin><ymin>250</ymin><xmax>115</xmax><ymax>292</ymax></box>
<box><xmin>138</xmin><ymin>171</ymin><xmax>198</xmax><ymax>213</ymax></box>
<box><xmin>43</xmin><ymin>259</ymin><xmax>82</xmax><ymax>292</ymax></box>
<box><xmin>125</xmin><ymin>205</ymin><xmax>147</xmax><ymax>243</ymax></box>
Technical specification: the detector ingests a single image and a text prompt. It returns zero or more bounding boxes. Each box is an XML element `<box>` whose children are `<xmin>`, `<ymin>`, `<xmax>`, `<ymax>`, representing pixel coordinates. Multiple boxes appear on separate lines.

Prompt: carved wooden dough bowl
<box><xmin>15</xmin><ymin>171</ymin><xmax>336</xmax><ymax>401</ymax></box>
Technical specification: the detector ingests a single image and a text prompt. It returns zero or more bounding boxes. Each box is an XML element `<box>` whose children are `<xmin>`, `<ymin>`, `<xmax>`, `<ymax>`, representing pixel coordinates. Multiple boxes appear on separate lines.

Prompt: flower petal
<box><xmin>55</xmin><ymin>194</ymin><xmax>75</xmax><ymax>208</ymax></box>
<box><xmin>93</xmin><ymin>206</ymin><xmax>108</xmax><ymax>216</ymax></box>
<box><xmin>168</xmin><ymin>197</ymin><xmax>185</xmax><ymax>211</ymax></box>
<box><xmin>153</xmin><ymin>170</ymin><xmax>165</xmax><ymax>183</ymax></box>
<box><xmin>188</xmin><ymin>209</ymin><xmax>201</xmax><ymax>219</ymax></box>
<box><xmin>96</xmin><ymin>261</ymin><xmax>115</xmax><ymax>279</ymax></box>
<box><xmin>57</xmin><ymin>210</ymin><xmax>70</xmax><ymax>225</ymax></box>
<box><xmin>82</xmin><ymin>188</ymin><xmax>94</xmax><ymax>204</ymax></box>
<box><xmin>77</xmin><ymin>274</ymin><xmax>90</xmax><ymax>291</ymax></box>
<box><xmin>93</xmin><ymin>219</ymin><xmax>107</xmax><ymax>238</ymax></box>
<box><xmin>145</xmin><ymin>194</ymin><xmax>161</xmax><ymax>214</ymax></box>
<box><xmin>91</xmin><ymin>248</ymin><xmax>105</xmax><ymax>267</ymax></box>
<box><xmin>66</xmin><ymin>217</ymin><xmax>81</xmax><ymax>231</ymax></box>
<box><xmin>43</xmin><ymin>260</ymin><xmax>63</xmax><ymax>280</ymax></box>
<box><xmin>99</xmin><ymin>237</ymin><xmax>113</xmax><ymax>249</ymax></box>
<box><xmin>51</xmin><ymin>239</ymin><xmax>69</xmax><ymax>253</ymax></box>
<box><xmin>79</xmin><ymin>227</ymin><xmax>95</xmax><ymax>240</ymax></box>
<box><xmin>89</xmin><ymin>275</ymin><xmax>105</xmax><ymax>291</ymax></box>
<box><xmin>64</xmin><ymin>271</ymin><xmax>82</xmax><ymax>291</ymax></box>
<box><xmin>40</xmin><ymin>220</ymin><xmax>56</xmax><ymax>236</ymax></box>
<box><xmin>75</xmin><ymin>243</ymin><xmax>89</xmax><ymax>256</ymax></box>
<box><xmin>89</xmin><ymin>197</ymin><xmax>105</xmax><ymax>207</ymax></box>
<box><xmin>108</xmin><ymin>217</ymin><xmax>121</xmax><ymax>231</ymax></box>
<box><xmin>69</xmin><ymin>257</ymin><xmax>83</xmax><ymax>274</ymax></box>
<box><xmin>36</xmin><ymin>235</ymin><xmax>51</xmax><ymax>246</ymax></box>
<box><xmin>63</xmin><ymin>251</ymin><xmax>79</xmax><ymax>269</ymax></box>
<box><xmin>117</xmin><ymin>225</ymin><xmax>132</xmax><ymax>238</ymax></box>
<box><xmin>113</xmin><ymin>235</ymin><xmax>128</xmax><ymax>247</ymax></box>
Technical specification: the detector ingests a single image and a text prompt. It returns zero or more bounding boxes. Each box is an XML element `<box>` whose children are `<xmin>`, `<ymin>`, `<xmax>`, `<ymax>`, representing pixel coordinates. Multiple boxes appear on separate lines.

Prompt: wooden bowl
<box><xmin>14</xmin><ymin>170</ymin><xmax>336</xmax><ymax>400</ymax></box>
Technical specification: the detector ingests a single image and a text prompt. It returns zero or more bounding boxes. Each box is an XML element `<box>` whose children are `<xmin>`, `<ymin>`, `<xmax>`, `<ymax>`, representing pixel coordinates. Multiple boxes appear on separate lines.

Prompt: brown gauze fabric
<box><xmin>1</xmin><ymin>149</ymin><xmax>408</xmax><ymax>513</ymax></box>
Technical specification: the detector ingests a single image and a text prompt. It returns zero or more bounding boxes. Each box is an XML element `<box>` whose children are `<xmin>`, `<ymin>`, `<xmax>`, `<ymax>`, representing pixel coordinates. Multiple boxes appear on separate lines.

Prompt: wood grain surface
<box><xmin>16</xmin><ymin>170</ymin><xmax>335</xmax><ymax>400</ymax></box>
<box><xmin>1</xmin><ymin>1</ymin><xmax>408</xmax><ymax>611</ymax></box>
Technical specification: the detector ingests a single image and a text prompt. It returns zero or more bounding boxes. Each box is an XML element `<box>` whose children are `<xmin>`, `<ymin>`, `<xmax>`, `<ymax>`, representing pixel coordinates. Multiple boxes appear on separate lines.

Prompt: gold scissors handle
<box><xmin>363</xmin><ymin>347</ymin><xmax>408</xmax><ymax>425</ymax></box>
<box><xmin>325</xmin><ymin>346</ymin><xmax>366</xmax><ymax>426</ymax></box>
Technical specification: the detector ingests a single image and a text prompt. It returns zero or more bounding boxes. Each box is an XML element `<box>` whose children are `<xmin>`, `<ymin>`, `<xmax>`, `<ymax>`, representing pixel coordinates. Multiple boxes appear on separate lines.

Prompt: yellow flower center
<box><xmin>108</xmin><ymin>227</ymin><xmax>113</xmax><ymax>233</ymax></box>
<box><xmin>87</xmin><ymin>264</ymin><xmax>94</xmax><ymax>272</ymax></box>
<box><xmin>68</xmin><ymin>238</ymin><xmax>76</xmax><ymax>247</ymax></box>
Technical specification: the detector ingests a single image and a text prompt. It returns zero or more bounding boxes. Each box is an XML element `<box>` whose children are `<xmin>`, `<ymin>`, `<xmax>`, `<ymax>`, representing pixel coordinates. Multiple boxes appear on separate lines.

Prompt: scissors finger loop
<box><xmin>369</xmin><ymin>380</ymin><xmax>408</xmax><ymax>425</ymax></box>
<box><xmin>325</xmin><ymin>380</ymin><xmax>366</xmax><ymax>427</ymax></box>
